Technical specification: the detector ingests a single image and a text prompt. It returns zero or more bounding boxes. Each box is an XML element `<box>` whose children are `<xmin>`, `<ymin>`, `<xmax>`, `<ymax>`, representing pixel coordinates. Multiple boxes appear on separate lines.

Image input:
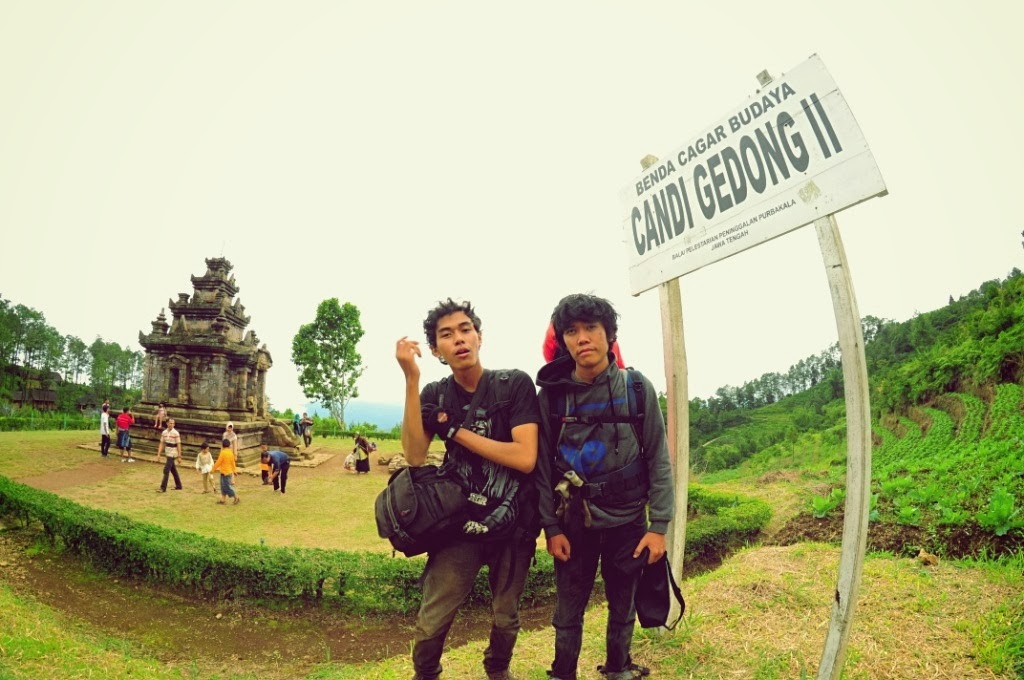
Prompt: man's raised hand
<box><xmin>395</xmin><ymin>336</ymin><xmax>422</xmax><ymax>379</ymax></box>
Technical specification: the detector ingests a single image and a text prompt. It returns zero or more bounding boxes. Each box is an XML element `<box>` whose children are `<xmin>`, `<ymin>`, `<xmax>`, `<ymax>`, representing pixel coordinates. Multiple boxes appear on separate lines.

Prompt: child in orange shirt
<box><xmin>260</xmin><ymin>450</ymin><xmax>271</xmax><ymax>485</ymax></box>
<box><xmin>211</xmin><ymin>437</ymin><xmax>239</xmax><ymax>505</ymax></box>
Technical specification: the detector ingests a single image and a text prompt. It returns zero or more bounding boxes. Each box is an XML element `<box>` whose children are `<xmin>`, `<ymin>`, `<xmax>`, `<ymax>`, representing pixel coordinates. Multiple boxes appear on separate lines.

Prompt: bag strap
<box><xmin>664</xmin><ymin>556</ymin><xmax>686</xmax><ymax>630</ymax></box>
<box><xmin>463</xmin><ymin>370</ymin><xmax>492</xmax><ymax>427</ymax></box>
<box><xmin>550</xmin><ymin>367</ymin><xmax>647</xmax><ymax>462</ymax></box>
<box><xmin>438</xmin><ymin>371</ymin><xmax>493</xmax><ymax>464</ymax></box>
<box><xmin>625</xmin><ymin>368</ymin><xmax>646</xmax><ymax>457</ymax></box>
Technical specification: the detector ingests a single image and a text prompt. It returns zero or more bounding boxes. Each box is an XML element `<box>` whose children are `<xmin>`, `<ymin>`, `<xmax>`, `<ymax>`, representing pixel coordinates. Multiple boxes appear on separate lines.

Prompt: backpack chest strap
<box><xmin>578</xmin><ymin>457</ymin><xmax>648</xmax><ymax>502</ymax></box>
<box><xmin>556</xmin><ymin>414</ymin><xmax>638</xmax><ymax>425</ymax></box>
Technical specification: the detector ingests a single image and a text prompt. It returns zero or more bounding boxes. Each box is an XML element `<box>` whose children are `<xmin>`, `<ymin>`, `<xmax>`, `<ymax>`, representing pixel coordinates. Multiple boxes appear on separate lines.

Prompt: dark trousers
<box><xmin>272</xmin><ymin>462</ymin><xmax>290</xmax><ymax>493</ymax></box>
<box><xmin>412</xmin><ymin>536</ymin><xmax>535</xmax><ymax>679</ymax></box>
<box><xmin>100</xmin><ymin>434</ymin><xmax>111</xmax><ymax>456</ymax></box>
<box><xmin>550</xmin><ymin>515</ymin><xmax>647</xmax><ymax>680</ymax></box>
<box><xmin>161</xmin><ymin>456</ymin><xmax>182</xmax><ymax>491</ymax></box>
<box><xmin>303</xmin><ymin>432</ymin><xmax>312</xmax><ymax>447</ymax></box>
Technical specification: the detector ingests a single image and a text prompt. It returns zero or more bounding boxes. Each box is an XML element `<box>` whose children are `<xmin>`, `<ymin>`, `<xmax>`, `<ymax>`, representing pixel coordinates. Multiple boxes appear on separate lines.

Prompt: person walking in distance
<box><xmin>211</xmin><ymin>437</ymin><xmax>240</xmax><ymax>505</ymax></box>
<box><xmin>222</xmin><ymin>421</ymin><xmax>239</xmax><ymax>458</ymax></box>
<box><xmin>116</xmin><ymin>407</ymin><xmax>135</xmax><ymax>463</ymax></box>
<box><xmin>99</xmin><ymin>404</ymin><xmax>112</xmax><ymax>458</ymax></box>
<box><xmin>157</xmin><ymin>418</ymin><xmax>183</xmax><ymax>492</ymax></box>
<box><xmin>353</xmin><ymin>433</ymin><xmax>372</xmax><ymax>474</ymax></box>
<box><xmin>262</xmin><ymin>443</ymin><xmax>291</xmax><ymax>494</ymax></box>
<box><xmin>300</xmin><ymin>412</ymin><xmax>314</xmax><ymax>448</ymax></box>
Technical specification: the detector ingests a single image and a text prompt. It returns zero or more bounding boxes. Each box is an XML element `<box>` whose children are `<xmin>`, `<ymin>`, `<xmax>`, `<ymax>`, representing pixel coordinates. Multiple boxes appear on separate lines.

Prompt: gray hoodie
<box><xmin>535</xmin><ymin>355</ymin><xmax>674</xmax><ymax>539</ymax></box>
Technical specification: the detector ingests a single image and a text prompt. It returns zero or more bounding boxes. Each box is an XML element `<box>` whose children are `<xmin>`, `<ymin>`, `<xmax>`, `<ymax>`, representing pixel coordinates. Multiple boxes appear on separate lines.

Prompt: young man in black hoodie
<box><xmin>396</xmin><ymin>298</ymin><xmax>541</xmax><ymax>680</ymax></box>
<box><xmin>535</xmin><ymin>294</ymin><xmax>675</xmax><ymax>680</ymax></box>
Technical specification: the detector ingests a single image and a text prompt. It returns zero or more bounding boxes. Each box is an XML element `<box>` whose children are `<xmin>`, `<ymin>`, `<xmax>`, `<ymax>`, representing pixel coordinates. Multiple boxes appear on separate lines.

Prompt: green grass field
<box><xmin>0</xmin><ymin>430</ymin><xmax>1022</xmax><ymax>679</ymax></box>
<box><xmin>0</xmin><ymin>431</ymin><xmax>419</xmax><ymax>553</ymax></box>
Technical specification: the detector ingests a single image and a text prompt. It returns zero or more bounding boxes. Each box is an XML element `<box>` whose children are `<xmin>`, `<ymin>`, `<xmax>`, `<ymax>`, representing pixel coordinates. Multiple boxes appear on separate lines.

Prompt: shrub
<box><xmin>976</xmin><ymin>488</ymin><xmax>1023</xmax><ymax>537</ymax></box>
<box><xmin>684</xmin><ymin>486</ymin><xmax>772</xmax><ymax>564</ymax></box>
<box><xmin>0</xmin><ymin>474</ymin><xmax>768</xmax><ymax>615</ymax></box>
<box><xmin>810</xmin><ymin>488</ymin><xmax>845</xmax><ymax>519</ymax></box>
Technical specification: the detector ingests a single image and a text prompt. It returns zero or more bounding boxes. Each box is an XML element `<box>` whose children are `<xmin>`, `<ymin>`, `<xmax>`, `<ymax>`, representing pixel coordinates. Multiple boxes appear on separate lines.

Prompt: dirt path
<box><xmin>1</xmin><ymin>447</ymin><xmax>554</xmax><ymax>676</ymax></box>
<box><xmin>16</xmin><ymin>458</ymin><xmax>124</xmax><ymax>492</ymax></box>
<box><xmin>0</xmin><ymin>525</ymin><xmax>554</xmax><ymax>675</ymax></box>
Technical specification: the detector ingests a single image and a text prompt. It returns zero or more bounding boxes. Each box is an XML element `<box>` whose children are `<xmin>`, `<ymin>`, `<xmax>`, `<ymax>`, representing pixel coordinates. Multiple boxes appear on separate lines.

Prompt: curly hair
<box><xmin>422</xmin><ymin>298</ymin><xmax>482</xmax><ymax>349</ymax></box>
<box><xmin>550</xmin><ymin>293</ymin><xmax>618</xmax><ymax>349</ymax></box>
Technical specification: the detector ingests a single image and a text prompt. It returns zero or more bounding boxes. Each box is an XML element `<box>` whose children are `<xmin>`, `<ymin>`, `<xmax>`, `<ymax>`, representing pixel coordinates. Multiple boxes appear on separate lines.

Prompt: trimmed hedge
<box><xmin>0</xmin><ymin>475</ymin><xmax>550</xmax><ymax>613</ymax></box>
<box><xmin>0</xmin><ymin>476</ymin><xmax>768</xmax><ymax>614</ymax></box>
<box><xmin>685</xmin><ymin>485</ymin><xmax>773</xmax><ymax>564</ymax></box>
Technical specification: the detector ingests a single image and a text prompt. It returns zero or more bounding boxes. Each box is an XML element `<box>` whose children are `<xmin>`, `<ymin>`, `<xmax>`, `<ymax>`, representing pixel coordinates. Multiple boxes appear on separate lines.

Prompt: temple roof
<box><xmin>139</xmin><ymin>257</ymin><xmax>266</xmax><ymax>359</ymax></box>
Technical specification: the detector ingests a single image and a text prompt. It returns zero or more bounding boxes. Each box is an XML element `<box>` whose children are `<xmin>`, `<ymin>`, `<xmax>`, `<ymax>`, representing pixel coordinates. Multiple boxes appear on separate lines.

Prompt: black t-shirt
<box><xmin>420</xmin><ymin>369</ymin><xmax>540</xmax><ymax>536</ymax></box>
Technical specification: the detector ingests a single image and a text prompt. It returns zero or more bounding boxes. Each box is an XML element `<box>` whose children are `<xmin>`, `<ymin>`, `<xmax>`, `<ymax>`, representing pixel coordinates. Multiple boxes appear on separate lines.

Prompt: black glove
<box><xmin>422</xmin><ymin>404</ymin><xmax>461</xmax><ymax>441</ymax></box>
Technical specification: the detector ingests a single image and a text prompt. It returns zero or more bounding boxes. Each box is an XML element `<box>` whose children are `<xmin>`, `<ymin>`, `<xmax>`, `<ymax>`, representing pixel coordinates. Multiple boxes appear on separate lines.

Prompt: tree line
<box><xmin>0</xmin><ymin>294</ymin><xmax>142</xmax><ymax>411</ymax></box>
<box><xmin>684</xmin><ymin>267</ymin><xmax>1024</xmax><ymax>452</ymax></box>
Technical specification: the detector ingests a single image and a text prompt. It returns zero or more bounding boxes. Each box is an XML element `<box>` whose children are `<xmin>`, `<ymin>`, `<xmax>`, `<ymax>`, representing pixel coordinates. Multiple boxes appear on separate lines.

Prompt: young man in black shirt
<box><xmin>396</xmin><ymin>298</ymin><xmax>541</xmax><ymax>680</ymax></box>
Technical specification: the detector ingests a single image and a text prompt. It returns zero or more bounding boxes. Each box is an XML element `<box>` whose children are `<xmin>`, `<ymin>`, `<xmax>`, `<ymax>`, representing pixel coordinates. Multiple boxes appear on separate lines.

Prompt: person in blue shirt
<box><xmin>261</xmin><ymin>443</ymin><xmax>292</xmax><ymax>494</ymax></box>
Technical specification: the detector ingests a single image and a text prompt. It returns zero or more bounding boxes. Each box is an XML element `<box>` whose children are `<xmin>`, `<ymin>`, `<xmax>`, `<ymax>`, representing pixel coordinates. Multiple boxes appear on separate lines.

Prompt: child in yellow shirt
<box><xmin>260</xmin><ymin>450</ymin><xmax>271</xmax><ymax>485</ymax></box>
<box><xmin>211</xmin><ymin>437</ymin><xmax>239</xmax><ymax>505</ymax></box>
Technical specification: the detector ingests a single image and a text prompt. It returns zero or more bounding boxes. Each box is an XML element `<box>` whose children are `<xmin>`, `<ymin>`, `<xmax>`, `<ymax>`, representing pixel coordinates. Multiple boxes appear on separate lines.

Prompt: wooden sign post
<box><xmin>623</xmin><ymin>55</ymin><xmax>886</xmax><ymax>677</ymax></box>
<box><xmin>639</xmin><ymin>154</ymin><xmax>690</xmax><ymax>625</ymax></box>
<box><xmin>659</xmin><ymin>266</ymin><xmax>690</xmax><ymax>622</ymax></box>
<box><xmin>813</xmin><ymin>214</ymin><xmax>872</xmax><ymax>679</ymax></box>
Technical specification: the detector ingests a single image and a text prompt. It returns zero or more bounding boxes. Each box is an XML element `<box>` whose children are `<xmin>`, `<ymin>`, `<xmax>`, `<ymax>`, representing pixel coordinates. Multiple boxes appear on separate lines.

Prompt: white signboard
<box><xmin>622</xmin><ymin>54</ymin><xmax>886</xmax><ymax>295</ymax></box>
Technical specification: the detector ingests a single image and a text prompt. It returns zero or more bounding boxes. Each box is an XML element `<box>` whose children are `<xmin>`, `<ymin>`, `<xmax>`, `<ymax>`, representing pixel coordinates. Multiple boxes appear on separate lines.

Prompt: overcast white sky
<box><xmin>1</xmin><ymin>1</ymin><xmax>1022</xmax><ymax>413</ymax></box>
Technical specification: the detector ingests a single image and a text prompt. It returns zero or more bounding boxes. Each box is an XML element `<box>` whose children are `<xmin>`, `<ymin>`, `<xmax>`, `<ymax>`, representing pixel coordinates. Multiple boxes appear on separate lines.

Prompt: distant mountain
<box><xmin>304</xmin><ymin>400</ymin><xmax>403</xmax><ymax>430</ymax></box>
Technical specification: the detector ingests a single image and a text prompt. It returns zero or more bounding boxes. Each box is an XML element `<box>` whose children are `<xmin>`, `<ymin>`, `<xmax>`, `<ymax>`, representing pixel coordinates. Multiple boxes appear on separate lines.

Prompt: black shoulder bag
<box><xmin>373</xmin><ymin>373</ymin><xmax>492</xmax><ymax>557</ymax></box>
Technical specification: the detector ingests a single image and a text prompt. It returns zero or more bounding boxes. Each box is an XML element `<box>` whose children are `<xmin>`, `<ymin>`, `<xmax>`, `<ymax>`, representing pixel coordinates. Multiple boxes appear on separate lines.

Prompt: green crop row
<box><xmin>956</xmin><ymin>393</ymin><xmax>986</xmax><ymax>443</ymax></box>
<box><xmin>987</xmin><ymin>384</ymin><xmax>1024</xmax><ymax>442</ymax></box>
<box><xmin>868</xmin><ymin>390</ymin><xmax>1024</xmax><ymax>536</ymax></box>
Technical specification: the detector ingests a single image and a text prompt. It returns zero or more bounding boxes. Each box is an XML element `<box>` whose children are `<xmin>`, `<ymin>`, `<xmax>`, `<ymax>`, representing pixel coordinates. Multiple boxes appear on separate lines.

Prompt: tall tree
<box><xmin>14</xmin><ymin>304</ymin><xmax>48</xmax><ymax>369</ymax></box>
<box><xmin>89</xmin><ymin>338</ymin><xmax>120</xmax><ymax>398</ymax></box>
<box><xmin>291</xmin><ymin>299</ymin><xmax>365</xmax><ymax>426</ymax></box>
<box><xmin>39</xmin><ymin>326</ymin><xmax>65</xmax><ymax>377</ymax></box>
<box><xmin>0</xmin><ymin>295</ymin><xmax>15</xmax><ymax>369</ymax></box>
<box><xmin>63</xmin><ymin>335</ymin><xmax>90</xmax><ymax>385</ymax></box>
<box><xmin>112</xmin><ymin>345</ymin><xmax>142</xmax><ymax>390</ymax></box>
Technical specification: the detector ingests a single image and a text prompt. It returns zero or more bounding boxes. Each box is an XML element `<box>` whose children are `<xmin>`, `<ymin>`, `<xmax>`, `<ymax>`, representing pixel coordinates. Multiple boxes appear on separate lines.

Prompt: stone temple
<box><xmin>129</xmin><ymin>257</ymin><xmax>301</xmax><ymax>466</ymax></box>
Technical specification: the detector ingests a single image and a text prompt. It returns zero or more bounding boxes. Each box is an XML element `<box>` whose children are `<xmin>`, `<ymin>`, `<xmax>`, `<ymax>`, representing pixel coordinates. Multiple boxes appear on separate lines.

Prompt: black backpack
<box><xmin>374</xmin><ymin>464</ymin><xmax>470</xmax><ymax>557</ymax></box>
<box><xmin>547</xmin><ymin>369</ymin><xmax>650</xmax><ymax>509</ymax></box>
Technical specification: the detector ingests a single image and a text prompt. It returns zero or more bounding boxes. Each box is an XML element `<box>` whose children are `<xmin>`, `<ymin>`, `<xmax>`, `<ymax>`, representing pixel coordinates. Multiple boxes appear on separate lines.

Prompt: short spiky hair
<box><xmin>550</xmin><ymin>294</ymin><xmax>618</xmax><ymax>349</ymax></box>
<box><xmin>423</xmin><ymin>298</ymin><xmax>482</xmax><ymax>349</ymax></box>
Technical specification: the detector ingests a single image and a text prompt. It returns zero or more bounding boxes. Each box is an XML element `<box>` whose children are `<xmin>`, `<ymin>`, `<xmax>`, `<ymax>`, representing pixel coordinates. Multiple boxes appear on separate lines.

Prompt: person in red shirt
<box><xmin>115</xmin><ymin>407</ymin><xmax>136</xmax><ymax>463</ymax></box>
